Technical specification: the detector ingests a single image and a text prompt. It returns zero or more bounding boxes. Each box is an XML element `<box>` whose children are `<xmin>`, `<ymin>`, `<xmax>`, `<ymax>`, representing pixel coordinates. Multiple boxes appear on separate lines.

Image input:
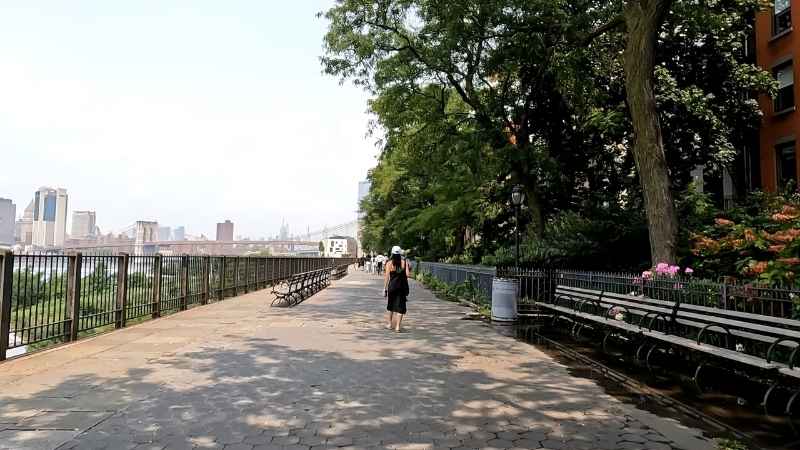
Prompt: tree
<box><xmin>325</xmin><ymin>0</ymin><xmax>773</xmax><ymax>268</ymax></box>
<box><xmin>322</xmin><ymin>0</ymin><xmax>607</xmax><ymax>239</ymax></box>
<box><xmin>587</xmin><ymin>0</ymin><xmax>772</xmax><ymax>264</ymax></box>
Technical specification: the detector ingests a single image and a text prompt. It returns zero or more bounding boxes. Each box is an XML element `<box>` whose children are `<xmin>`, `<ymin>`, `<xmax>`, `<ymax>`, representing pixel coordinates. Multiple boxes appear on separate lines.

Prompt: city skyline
<box><xmin>0</xmin><ymin>1</ymin><xmax>377</xmax><ymax>240</ymax></box>
<box><xmin>7</xmin><ymin>182</ymin><xmax>358</xmax><ymax>248</ymax></box>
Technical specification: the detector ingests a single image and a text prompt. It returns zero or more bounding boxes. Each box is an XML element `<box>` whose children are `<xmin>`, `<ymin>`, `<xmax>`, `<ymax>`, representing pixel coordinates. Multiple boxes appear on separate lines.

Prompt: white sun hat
<box><xmin>391</xmin><ymin>245</ymin><xmax>403</xmax><ymax>255</ymax></box>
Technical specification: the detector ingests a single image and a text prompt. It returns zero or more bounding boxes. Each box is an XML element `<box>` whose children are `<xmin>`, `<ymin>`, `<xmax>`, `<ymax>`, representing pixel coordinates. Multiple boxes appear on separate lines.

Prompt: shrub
<box><xmin>688</xmin><ymin>191</ymin><xmax>800</xmax><ymax>286</ymax></box>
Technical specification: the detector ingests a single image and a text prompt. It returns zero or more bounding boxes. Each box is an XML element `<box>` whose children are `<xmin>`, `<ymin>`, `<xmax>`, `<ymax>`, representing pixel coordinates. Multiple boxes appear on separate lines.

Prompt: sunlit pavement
<box><xmin>0</xmin><ymin>270</ymin><xmax>713</xmax><ymax>450</ymax></box>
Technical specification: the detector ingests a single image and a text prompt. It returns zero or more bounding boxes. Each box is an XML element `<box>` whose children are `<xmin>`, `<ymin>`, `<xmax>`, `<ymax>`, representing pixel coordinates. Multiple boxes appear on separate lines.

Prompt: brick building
<box><xmin>756</xmin><ymin>0</ymin><xmax>800</xmax><ymax>191</ymax></box>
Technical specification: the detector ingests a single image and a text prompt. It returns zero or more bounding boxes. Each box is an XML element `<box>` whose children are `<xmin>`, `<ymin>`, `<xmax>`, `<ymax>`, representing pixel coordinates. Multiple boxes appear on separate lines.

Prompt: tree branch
<box><xmin>582</xmin><ymin>14</ymin><xmax>625</xmax><ymax>45</ymax></box>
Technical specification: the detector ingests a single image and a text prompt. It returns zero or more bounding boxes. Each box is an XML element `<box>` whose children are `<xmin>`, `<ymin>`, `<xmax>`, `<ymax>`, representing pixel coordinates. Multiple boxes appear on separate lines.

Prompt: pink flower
<box><xmin>684</xmin><ymin>267</ymin><xmax>694</xmax><ymax>275</ymax></box>
<box><xmin>668</xmin><ymin>265</ymin><xmax>680</xmax><ymax>276</ymax></box>
<box><xmin>642</xmin><ymin>270</ymin><xmax>653</xmax><ymax>279</ymax></box>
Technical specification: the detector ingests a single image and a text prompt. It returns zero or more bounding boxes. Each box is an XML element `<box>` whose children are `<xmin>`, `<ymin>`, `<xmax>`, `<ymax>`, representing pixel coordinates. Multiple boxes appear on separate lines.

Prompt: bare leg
<box><xmin>386</xmin><ymin>311</ymin><xmax>394</xmax><ymax>329</ymax></box>
<box><xmin>393</xmin><ymin>313</ymin><xmax>404</xmax><ymax>332</ymax></box>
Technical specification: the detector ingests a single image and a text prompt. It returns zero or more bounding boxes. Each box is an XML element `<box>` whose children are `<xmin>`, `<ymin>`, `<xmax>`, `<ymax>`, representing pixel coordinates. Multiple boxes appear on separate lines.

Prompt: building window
<box><xmin>776</xmin><ymin>141</ymin><xmax>797</xmax><ymax>189</ymax></box>
<box><xmin>774</xmin><ymin>61</ymin><xmax>795</xmax><ymax>113</ymax></box>
<box><xmin>43</xmin><ymin>194</ymin><xmax>57</xmax><ymax>222</ymax></box>
<box><xmin>775</xmin><ymin>0</ymin><xmax>792</xmax><ymax>35</ymax></box>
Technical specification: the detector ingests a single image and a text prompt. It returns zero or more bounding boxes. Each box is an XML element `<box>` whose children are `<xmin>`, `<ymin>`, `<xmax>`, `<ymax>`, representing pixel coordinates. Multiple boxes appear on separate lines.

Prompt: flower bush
<box><xmin>688</xmin><ymin>191</ymin><xmax>800</xmax><ymax>286</ymax></box>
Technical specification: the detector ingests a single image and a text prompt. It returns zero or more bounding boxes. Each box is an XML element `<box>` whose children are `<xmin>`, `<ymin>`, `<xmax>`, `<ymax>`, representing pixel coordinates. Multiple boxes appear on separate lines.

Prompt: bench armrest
<box><xmin>767</xmin><ymin>337</ymin><xmax>800</xmax><ymax>365</ymax></box>
<box><xmin>697</xmin><ymin>324</ymin><xmax>732</xmax><ymax>349</ymax></box>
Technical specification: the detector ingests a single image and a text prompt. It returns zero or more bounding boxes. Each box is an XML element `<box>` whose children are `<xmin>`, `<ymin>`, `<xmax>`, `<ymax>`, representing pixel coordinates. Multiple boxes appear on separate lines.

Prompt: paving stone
<box><xmin>460</xmin><ymin>439</ymin><xmax>489</xmax><ymax>448</ymax></box>
<box><xmin>485</xmin><ymin>439</ymin><xmax>513</xmax><ymax>448</ymax></box>
<box><xmin>0</xmin><ymin>272</ymin><xmax>716</xmax><ymax>450</ymax></box>
<box><xmin>619</xmin><ymin>433</ymin><xmax>647</xmax><ymax>444</ymax></box>
<box><xmin>469</xmin><ymin>432</ymin><xmax>495</xmax><ymax>441</ymax></box>
<box><xmin>642</xmin><ymin>443</ymin><xmax>672</xmax><ymax>450</ymax></box>
<box><xmin>494</xmin><ymin>432</ymin><xmax>519</xmax><ymax>441</ymax></box>
<box><xmin>644</xmin><ymin>433</ymin><xmax>671</xmax><ymax>443</ymax></box>
<box><xmin>272</xmin><ymin>436</ymin><xmax>301</xmax><ymax>445</ymax></box>
<box><xmin>538</xmin><ymin>440</ymin><xmax>567</xmax><ymax>450</ymax></box>
<box><xmin>244</xmin><ymin>435</ymin><xmax>274</xmax><ymax>445</ymax></box>
<box><xmin>509</xmin><ymin>439</ymin><xmax>540</xmax><ymax>448</ymax></box>
<box><xmin>224</xmin><ymin>444</ymin><xmax>255</xmax><ymax>450</ymax></box>
<box><xmin>616</xmin><ymin>442</ymin><xmax>647</xmax><ymax>450</ymax></box>
<box><xmin>134</xmin><ymin>445</ymin><xmax>166</xmax><ymax>450</ymax></box>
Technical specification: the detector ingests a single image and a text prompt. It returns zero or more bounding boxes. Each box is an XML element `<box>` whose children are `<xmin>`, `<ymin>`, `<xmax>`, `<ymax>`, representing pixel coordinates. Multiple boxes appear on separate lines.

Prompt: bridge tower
<box><xmin>134</xmin><ymin>221</ymin><xmax>159</xmax><ymax>255</ymax></box>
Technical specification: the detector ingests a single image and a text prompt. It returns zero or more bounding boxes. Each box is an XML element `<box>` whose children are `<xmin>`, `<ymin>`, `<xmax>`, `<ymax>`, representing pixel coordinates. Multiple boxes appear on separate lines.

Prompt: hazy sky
<box><xmin>0</xmin><ymin>1</ymin><xmax>377</xmax><ymax>239</ymax></box>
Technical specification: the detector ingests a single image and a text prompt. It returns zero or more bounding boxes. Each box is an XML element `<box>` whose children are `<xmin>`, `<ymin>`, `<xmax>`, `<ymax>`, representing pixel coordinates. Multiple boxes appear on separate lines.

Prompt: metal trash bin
<box><xmin>491</xmin><ymin>277</ymin><xmax>518</xmax><ymax>322</ymax></box>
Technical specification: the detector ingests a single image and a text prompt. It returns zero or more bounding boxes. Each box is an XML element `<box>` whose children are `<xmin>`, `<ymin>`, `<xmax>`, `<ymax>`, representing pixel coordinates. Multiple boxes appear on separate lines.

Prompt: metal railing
<box><xmin>416</xmin><ymin>262</ymin><xmax>496</xmax><ymax>300</ymax></box>
<box><xmin>501</xmin><ymin>267</ymin><xmax>800</xmax><ymax>319</ymax></box>
<box><xmin>0</xmin><ymin>251</ymin><xmax>355</xmax><ymax>360</ymax></box>
<box><xmin>415</xmin><ymin>261</ymin><xmax>800</xmax><ymax>319</ymax></box>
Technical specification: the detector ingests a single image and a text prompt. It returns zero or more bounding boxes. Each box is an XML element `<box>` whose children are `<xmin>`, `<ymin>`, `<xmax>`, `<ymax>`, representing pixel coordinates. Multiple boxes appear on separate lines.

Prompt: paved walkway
<box><xmin>0</xmin><ymin>271</ymin><xmax>714</xmax><ymax>450</ymax></box>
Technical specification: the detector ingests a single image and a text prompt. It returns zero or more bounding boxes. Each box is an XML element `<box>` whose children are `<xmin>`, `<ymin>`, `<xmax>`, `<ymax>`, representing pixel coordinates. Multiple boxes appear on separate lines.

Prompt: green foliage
<box><xmin>516</xmin><ymin>209</ymin><xmax>649</xmax><ymax>270</ymax></box>
<box><xmin>10</xmin><ymin>270</ymin><xmax>66</xmax><ymax>306</ymax></box>
<box><xmin>322</xmin><ymin>0</ymin><xmax>773</xmax><ymax>269</ymax></box>
<box><xmin>686</xmin><ymin>191</ymin><xmax>800</xmax><ymax>286</ymax></box>
<box><xmin>715</xmin><ymin>438</ymin><xmax>749</xmax><ymax>450</ymax></box>
<box><xmin>415</xmin><ymin>272</ymin><xmax>490</xmax><ymax>307</ymax></box>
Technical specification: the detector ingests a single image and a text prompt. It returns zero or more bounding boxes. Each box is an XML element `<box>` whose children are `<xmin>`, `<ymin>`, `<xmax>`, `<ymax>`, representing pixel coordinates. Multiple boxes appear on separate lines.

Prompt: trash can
<box><xmin>491</xmin><ymin>277</ymin><xmax>519</xmax><ymax>322</ymax></box>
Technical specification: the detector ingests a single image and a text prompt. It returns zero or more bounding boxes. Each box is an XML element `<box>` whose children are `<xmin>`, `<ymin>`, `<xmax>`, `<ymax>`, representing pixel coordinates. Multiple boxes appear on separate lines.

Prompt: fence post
<box><xmin>0</xmin><ymin>250</ymin><xmax>14</xmax><ymax>361</ymax></box>
<box><xmin>220</xmin><ymin>256</ymin><xmax>227</xmax><ymax>299</ymax></box>
<box><xmin>244</xmin><ymin>257</ymin><xmax>250</xmax><ymax>294</ymax></box>
<box><xmin>269</xmin><ymin>258</ymin><xmax>275</xmax><ymax>284</ymax></box>
<box><xmin>152</xmin><ymin>254</ymin><xmax>162</xmax><ymax>318</ymax></box>
<box><xmin>180</xmin><ymin>255</ymin><xmax>188</xmax><ymax>310</ymax></box>
<box><xmin>202</xmin><ymin>256</ymin><xmax>210</xmax><ymax>305</ymax></box>
<box><xmin>115</xmin><ymin>253</ymin><xmax>129</xmax><ymax>329</ymax></box>
<box><xmin>720</xmin><ymin>283</ymin><xmax>728</xmax><ymax>310</ymax></box>
<box><xmin>66</xmin><ymin>252</ymin><xmax>82</xmax><ymax>342</ymax></box>
<box><xmin>233</xmin><ymin>257</ymin><xmax>240</xmax><ymax>296</ymax></box>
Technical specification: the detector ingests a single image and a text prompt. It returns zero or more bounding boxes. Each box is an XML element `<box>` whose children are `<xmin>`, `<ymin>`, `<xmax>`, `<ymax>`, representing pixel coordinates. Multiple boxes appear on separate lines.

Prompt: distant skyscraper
<box><xmin>15</xmin><ymin>200</ymin><xmax>34</xmax><ymax>245</ymax></box>
<box><xmin>216</xmin><ymin>220</ymin><xmax>234</xmax><ymax>241</ymax></box>
<box><xmin>71</xmin><ymin>211</ymin><xmax>97</xmax><ymax>239</ymax></box>
<box><xmin>158</xmin><ymin>226</ymin><xmax>172</xmax><ymax>241</ymax></box>
<box><xmin>32</xmin><ymin>187</ymin><xmax>68</xmax><ymax>247</ymax></box>
<box><xmin>357</xmin><ymin>180</ymin><xmax>371</xmax><ymax>216</ymax></box>
<box><xmin>279</xmin><ymin>220</ymin><xmax>289</xmax><ymax>240</ymax></box>
<box><xmin>0</xmin><ymin>198</ymin><xmax>16</xmax><ymax>246</ymax></box>
<box><xmin>173</xmin><ymin>226</ymin><xmax>185</xmax><ymax>241</ymax></box>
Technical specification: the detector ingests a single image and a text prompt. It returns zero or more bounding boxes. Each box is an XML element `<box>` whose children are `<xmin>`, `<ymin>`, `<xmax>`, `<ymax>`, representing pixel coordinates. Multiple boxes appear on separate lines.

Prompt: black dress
<box><xmin>386</xmin><ymin>261</ymin><xmax>409</xmax><ymax>314</ymax></box>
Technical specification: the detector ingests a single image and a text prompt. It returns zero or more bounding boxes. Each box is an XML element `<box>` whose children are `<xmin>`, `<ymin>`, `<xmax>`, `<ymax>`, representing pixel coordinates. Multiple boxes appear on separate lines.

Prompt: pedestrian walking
<box><xmin>383</xmin><ymin>246</ymin><xmax>410</xmax><ymax>332</ymax></box>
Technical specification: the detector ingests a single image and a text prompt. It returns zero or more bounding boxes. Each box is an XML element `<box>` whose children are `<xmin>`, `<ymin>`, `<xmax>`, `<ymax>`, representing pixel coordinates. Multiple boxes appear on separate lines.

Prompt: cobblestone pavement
<box><xmin>0</xmin><ymin>270</ymin><xmax>714</xmax><ymax>450</ymax></box>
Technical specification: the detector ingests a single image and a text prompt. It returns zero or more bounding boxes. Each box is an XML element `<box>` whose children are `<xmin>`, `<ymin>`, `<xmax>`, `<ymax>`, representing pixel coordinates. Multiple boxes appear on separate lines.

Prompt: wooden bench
<box><xmin>271</xmin><ymin>268</ymin><xmax>331</xmax><ymax>307</ymax></box>
<box><xmin>539</xmin><ymin>284</ymin><xmax>800</xmax><ymax>412</ymax></box>
<box><xmin>332</xmin><ymin>264</ymin><xmax>349</xmax><ymax>280</ymax></box>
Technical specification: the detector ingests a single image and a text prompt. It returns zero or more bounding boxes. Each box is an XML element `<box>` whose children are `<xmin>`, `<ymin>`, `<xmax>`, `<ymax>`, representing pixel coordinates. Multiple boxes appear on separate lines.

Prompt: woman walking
<box><xmin>384</xmin><ymin>246</ymin><xmax>411</xmax><ymax>332</ymax></box>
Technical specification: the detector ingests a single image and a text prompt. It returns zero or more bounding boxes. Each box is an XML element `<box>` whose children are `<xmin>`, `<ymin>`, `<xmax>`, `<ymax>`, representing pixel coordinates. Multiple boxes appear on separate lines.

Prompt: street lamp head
<box><xmin>511</xmin><ymin>185</ymin><xmax>525</xmax><ymax>206</ymax></box>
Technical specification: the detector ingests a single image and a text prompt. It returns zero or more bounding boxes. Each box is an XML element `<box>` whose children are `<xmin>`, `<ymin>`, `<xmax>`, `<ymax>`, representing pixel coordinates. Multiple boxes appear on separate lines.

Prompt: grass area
<box><xmin>414</xmin><ymin>272</ymin><xmax>491</xmax><ymax>318</ymax></box>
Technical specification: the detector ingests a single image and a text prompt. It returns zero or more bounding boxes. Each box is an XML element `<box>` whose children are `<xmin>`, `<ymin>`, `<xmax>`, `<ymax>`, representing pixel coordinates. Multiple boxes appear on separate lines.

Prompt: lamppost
<box><xmin>511</xmin><ymin>185</ymin><xmax>525</xmax><ymax>267</ymax></box>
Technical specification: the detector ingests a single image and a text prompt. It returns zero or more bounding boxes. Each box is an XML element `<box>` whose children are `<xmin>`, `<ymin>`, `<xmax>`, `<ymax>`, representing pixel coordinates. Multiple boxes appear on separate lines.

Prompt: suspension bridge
<box><xmin>62</xmin><ymin>220</ymin><xmax>361</xmax><ymax>255</ymax></box>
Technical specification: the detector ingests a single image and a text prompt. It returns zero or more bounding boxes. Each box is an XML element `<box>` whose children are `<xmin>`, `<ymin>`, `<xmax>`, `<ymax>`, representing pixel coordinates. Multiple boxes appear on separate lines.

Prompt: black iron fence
<box><xmin>0</xmin><ymin>251</ymin><xmax>355</xmax><ymax>360</ymax></box>
<box><xmin>501</xmin><ymin>268</ymin><xmax>800</xmax><ymax>320</ymax></box>
<box><xmin>416</xmin><ymin>262</ymin><xmax>496</xmax><ymax>300</ymax></box>
<box><xmin>416</xmin><ymin>262</ymin><xmax>800</xmax><ymax>320</ymax></box>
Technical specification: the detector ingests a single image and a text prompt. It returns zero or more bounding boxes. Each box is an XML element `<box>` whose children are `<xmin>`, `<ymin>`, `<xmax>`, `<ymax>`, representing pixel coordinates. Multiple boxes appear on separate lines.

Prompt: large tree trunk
<box><xmin>512</xmin><ymin>139</ymin><xmax>545</xmax><ymax>240</ymax></box>
<box><xmin>623</xmin><ymin>0</ymin><xmax>678</xmax><ymax>265</ymax></box>
<box><xmin>523</xmin><ymin>179</ymin><xmax>545</xmax><ymax>239</ymax></box>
